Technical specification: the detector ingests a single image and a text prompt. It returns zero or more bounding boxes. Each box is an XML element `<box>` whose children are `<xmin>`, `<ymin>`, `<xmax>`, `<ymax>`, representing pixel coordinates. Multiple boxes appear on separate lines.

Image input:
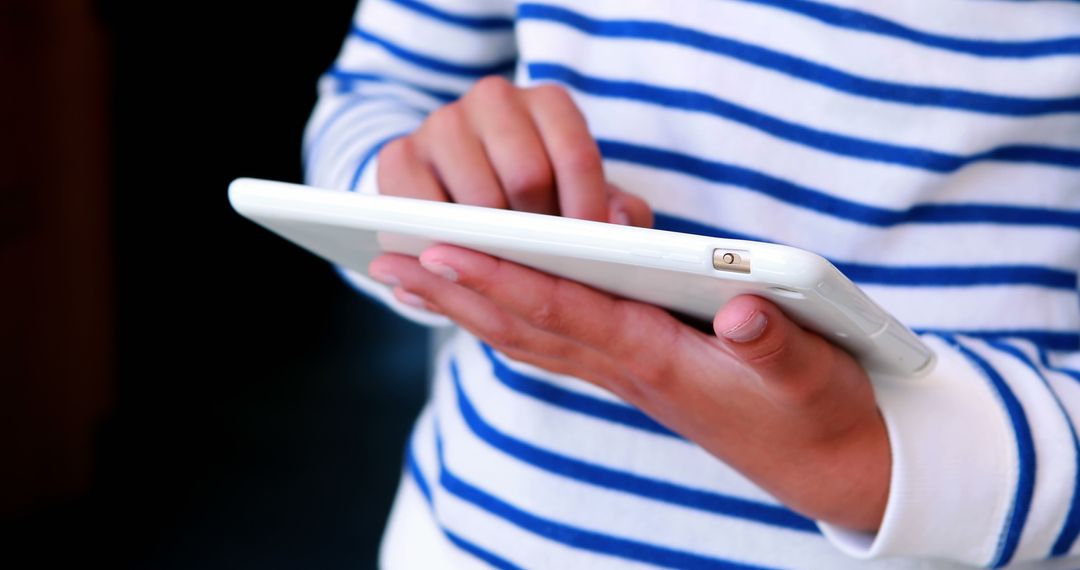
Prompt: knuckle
<box><xmin>376</xmin><ymin>137</ymin><xmax>415</xmax><ymax>191</ymax></box>
<box><xmin>426</xmin><ymin>102</ymin><xmax>467</xmax><ymax>136</ymax></box>
<box><xmin>503</xmin><ymin>161</ymin><xmax>554</xmax><ymax>199</ymax></box>
<box><xmin>377</xmin><ymin>136</ymin><xmax>414</xmax><ymax>167</ymax></box>
<box><xmin>557</xmin><ymin>142</ymin><xmax>603</xmax><ymax>176</ymax></box>
<box><xmin>461</xmin><ymin>265</ymin><xmax>496</xmax><ymax>295</ymax></box>
<box><xmin>465</xmin><ymin>191</ymin><xmax>509</xmax><ymax>210</ymax></box>
<box><xmin>526</xmin><ymin>297</ymin><xmax>563</xmax><ymax>332</ymax></box>
<box><xmin>614</xmin><ymin>303</ymin><xmax>680</xmax><ymax>392</ymax></box>
<box><xmin>529</xmin><ymin>83</ymin><xmax>573</xmax><ymax>108</ymax></box>
<box><xmin>743</xmin><ymin>338</ymin><xmax>788</xmax><ymax>368</ymax></box>
<box><xmin>469</xmin><ymin>75</ymin><xmax>516</xmax><ymax>103</ymax></box>
<box><xmin>487</xmin><ymin>315</ymin><xmax>526</xmax><ymax>351</ymax></box>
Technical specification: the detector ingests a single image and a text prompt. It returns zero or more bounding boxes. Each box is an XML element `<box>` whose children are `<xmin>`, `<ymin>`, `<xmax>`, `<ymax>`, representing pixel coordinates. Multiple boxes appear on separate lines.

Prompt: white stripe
<box><xmin>434</xmin><ymin>353</ymin><xmax>916</xmax><ymax>569</ymax></box>
<box><xmin>535</xmin><ymin>0</ymin><xmax>1080</xmax><ymax>98</ymax></box>
<box><xmin>453</xmin><ymin>333</ymin><xmax>776</xmax><ymax>502</ymax></box>
<box><xmin>572</xmin><ymin>89</ymin><xmax>1080</xmax><ymax>213</ymax></box>
<box><xmin>338</xmin><ymin>36</ymin><xmax>478</xmax><ymax>91</ymax></box>
<box><xmin>819</xmin><ymin>0</ymin><xmax>1080</xmax><ymax>40</ymax></box>
<box><xmin>961</xmin><ymin>339</ymin><xmax>1079</xmax><ymax>562</ymax></box>
<box><xmin>422</xmin><ymin>397</ymin><xmax>660</xmax><ymax>569</ymax></box>
<box><xmin>359</xmin><ymin>0</ymin><xmax>517</xmax><ymax>66</ymax></box>
<box><xmin>864</xmin><ymin>286</ymin><xmax>1079</xmax><ymax>332</ymax></box>
<box><xmin>410</xmin><ymin>0</ymin><xmax>516</xmax><ymax>19</ymax></box>
<box><xmin>311</xmin><ymin>114</ymin><xmax>417</xmax><ymax>190</ymax></box>
<box><xmin>517</xmin><ymin>21</ymin><xmax>1080</xmax><ymax>152</ymax></box>
<box><xmin>305</xmin><ymin>97</ymin><xmax>414</xmax><ymax>178</ymax></box>
<box><xmin>379</xmin><ymin>471</ymin><xmax>468</xmax><ymax>568</ymax></box>
<box><xmin>404</xmin><ymin>405</ymin><xmax>526</xmax><ymax>569</ymax></box>
<box><xmin>604</xmin><ymin>161</ymin><xmax>1080</xmax><ymax>269</ymax></box>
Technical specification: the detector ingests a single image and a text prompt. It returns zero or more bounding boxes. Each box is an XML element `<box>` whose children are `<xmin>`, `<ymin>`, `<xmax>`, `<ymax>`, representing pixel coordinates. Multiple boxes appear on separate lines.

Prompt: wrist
<box><xmin>723</xmin><ymin>404</ymin><xmax>891</xmax><ymax>533</ymax></box>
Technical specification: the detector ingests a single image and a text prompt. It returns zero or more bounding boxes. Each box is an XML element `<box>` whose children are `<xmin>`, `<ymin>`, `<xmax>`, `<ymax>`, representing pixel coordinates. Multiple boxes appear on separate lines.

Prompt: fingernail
<box><xmin>420</xmin><ymin>259</ymin><xmax>458</xmax><ymax>282</ymax></box>
<box><xmin>722</xmin><ymin>311</ymin><xmax>767</xmax><ymax>343</ymax></box>
<box><xmin>371</xmin><ymin>270</ymin><xmax>400</xmax><ymax>287</ymax></box>
<box><xmin>609</xmin><ymin>203</ymin><xmax>630</xmax><ymax>226</ymax></box>
<box><xmin>397</xmin><ymin>289</ymin><xmax>428</xmax><ymax>309</ymax></box>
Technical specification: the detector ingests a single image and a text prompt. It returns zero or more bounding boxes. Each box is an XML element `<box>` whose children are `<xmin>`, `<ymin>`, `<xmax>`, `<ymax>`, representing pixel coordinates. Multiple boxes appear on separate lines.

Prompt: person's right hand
<box><xmin>375</xmin><ymin>76</ymin><xmax>653</xmax><ymax>227</ymax></box>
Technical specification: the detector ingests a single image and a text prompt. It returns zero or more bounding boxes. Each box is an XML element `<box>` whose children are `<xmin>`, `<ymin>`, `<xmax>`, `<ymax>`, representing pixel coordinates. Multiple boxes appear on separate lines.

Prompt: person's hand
<box><xmin>368</xmin><ymin>245</ymin><xmax>891</xmax><ymax>532</ymax></box>
<box><xmin>370</xmin><ymin>75</ymin><xmax>889</xmax><ymax>532</ymax></box>
<box><xmin>375</xmin><ymin>75</ymin><xmax>651</xmax><ymax>227</ymax></box>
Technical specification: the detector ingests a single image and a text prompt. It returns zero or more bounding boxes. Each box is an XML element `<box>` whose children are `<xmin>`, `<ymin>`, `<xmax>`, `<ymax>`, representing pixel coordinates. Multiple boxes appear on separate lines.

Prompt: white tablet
<box><xmin>228</xmin><ymin>177</ymin><xmax>935</xmax><ymax>378</ymax></box>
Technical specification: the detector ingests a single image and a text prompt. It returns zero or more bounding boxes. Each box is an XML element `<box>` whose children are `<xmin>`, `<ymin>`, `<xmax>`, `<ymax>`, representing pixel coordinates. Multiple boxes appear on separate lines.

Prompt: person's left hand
<box><xmin>368</xmin><ymin>244</ymin><xmax>891</xmax><ymax>532</ymax></box>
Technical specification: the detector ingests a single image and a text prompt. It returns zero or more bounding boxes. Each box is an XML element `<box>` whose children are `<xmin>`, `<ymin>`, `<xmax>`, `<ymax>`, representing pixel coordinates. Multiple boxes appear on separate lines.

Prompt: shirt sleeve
<box><xmin>819</xmin><ymin>333</ymin><xmax>1080</xmax><ymax>568</ymax></box>
<box><xmin>301</xmin><ymin>0</ymin><xmax>517</xmax><ymax>326</ymax></box>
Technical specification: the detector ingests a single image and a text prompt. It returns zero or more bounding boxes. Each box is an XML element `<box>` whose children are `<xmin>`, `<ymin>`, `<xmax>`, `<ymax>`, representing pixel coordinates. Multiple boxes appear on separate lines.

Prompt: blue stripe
<box><xmin>349</xmin><ymin>130</ymin><xmax>412</xmax><ymax>191</ymax></box>
<box><xmin>443</xmin><ymin>532</ymin><xmax>525</xmax><ymax>570</ymax></box>
<box><xmin>351</xmin><ymin>25</ymin><xmax>517</xmax><ymax>78</ymax></box>
<box><xmin>481</xmin><ymin>342</ymin><xmax>679</xmax><ymax>438</ymax></box>
<box><xmin>484</xmin><ymin>319</ymin><xmax>1076</xmax><ymax>445</ymax></box>
<box><xmin>405</xmin><ymin>444</ymin><xmax>526</xmax><ymax>570</ymax></box>
<box><xmin>987</xmin><ymin>341</ymin><xmax>1080</xmax><ymax>557</ymax></box>
<box><xmin>653</xmin><ymin>212</ymin><xmax>1078</xmax><ymax>289</ymax></box>
<box><xmin>979</xmin><ymin>145</ymin><xmax>1080</xmax><ymax>168</ymax></box>
<box><xmin>325</xmin><ymin>68</ymin><xmax>459</xmax><ymax>102</ymax></box>
<box><xmin>599</xmin><ymin>139</ymin><xmax>1080</xmax><ymax>229</ymax></box>
<box><xmin>304</xmin><ymin>94</ymin><xmax>427</xmax><ymax>169</ymax></box>
<box><xmin>1037</xmin><ymin>350</ymin><xmax>1080</xmax><ymax>384</ymax></box>
<box><xmin>652</xmin><ymin>212</ymin><xmax>758</xmax><ymax>241</ymax></box>
<box><xmin>735</xmin><ymin>0</ymin><xmax>1080</xmax><ymax>58</ymax></box>
<box><xmin>835</xmin><ymin>262</ymin><xmax>1077</xmax><ymax>289</ymax></box>
<box><xmin>406</xmin><ymin>439</ymin><xmax>434</xmax><ymax>503</ymax></box>
<box><xmin>530</xmin><ymin>63</ymin><xmax>1080</xmax><ymax>172</ymax></box>
<box><xmin>517</xmin><ymin>3</ymin><xmax>1080</xmax><ymax>116</ymax></box>
<box><xmin>946</xmin><ymin>336</ymin><xmax>1038</xmax><ymax>568</ymax></box>
<box><xmin>433</xmin><ymin>424</ymin><xmax>777</xmax><ymax>570</ymax></box>
<box><xmin>922</xmin><ymin>329</ymin><xmax>1080</xmax><ymax>352</ymax></box>
<box><xmin>450</xmin><ymin>359</ymin><xmax>819</xmax><ymax>533</ymax></box>
<box><xmin>385</xmin><ymin>0</ymin><xmax>515</xmax><ymax>30</ymax></box>
<box><xmin>304</xmin><ymin>95</ymin><xmax>371</xmax><ymax>168</ymax></box>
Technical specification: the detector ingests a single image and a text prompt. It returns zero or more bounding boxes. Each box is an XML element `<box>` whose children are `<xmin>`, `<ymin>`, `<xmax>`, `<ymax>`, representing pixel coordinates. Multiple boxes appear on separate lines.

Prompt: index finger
<box><xmin>523</xmin><ymin>85</ymin><xmax>608</xmax><ymax>222</ymax></box>
<box><xmin>418</xmin><ymin>244</ymin><xmax>689</xmax><ymax>385</ymax></box>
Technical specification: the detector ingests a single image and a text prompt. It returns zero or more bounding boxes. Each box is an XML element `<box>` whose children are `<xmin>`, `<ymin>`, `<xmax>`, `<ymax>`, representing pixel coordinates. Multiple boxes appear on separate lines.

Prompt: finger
<box><xmin>712</xmin><ymin>295</ymin><xmax>858</xmax><ymax>408</ymax></box>
<box><xmin>416</xmin><ymin>244</ymin><xmax>687</xmax><ymax>384</ymax></box>
<box><xmin>417</xmin><ymin>103</ymin><xmax>507</xmax><ymax>209</ymax></box>
<box><xmin>376</xmin><ymin>136</ymin><xmax>448</xmax><ymax>200</ymax></box>
<box><xmin>369</xmin><ymin>252</ymin><xmax>611</xmax><ymax>380</ymax></box>
<box><xmin>606</xmin><ymin>183</ymin><xmax>654</xmax><ymax>228</ymax></box>
<box><xmin>466</xmin><ymin>77</ymin><xmax>557</xmax><ymax>214</ymax></box>
<box><xmin>523</xmin><ymin>85</ymin><xmax>608</xmax><ymax>222</ymax></box>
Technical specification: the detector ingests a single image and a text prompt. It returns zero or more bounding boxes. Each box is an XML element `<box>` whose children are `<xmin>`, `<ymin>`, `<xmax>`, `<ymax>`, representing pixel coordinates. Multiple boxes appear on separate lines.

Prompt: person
<box><xmin>302</xmin><ymin>0</ymin><xmax>1080</xmax><ymax>567</ymax></box>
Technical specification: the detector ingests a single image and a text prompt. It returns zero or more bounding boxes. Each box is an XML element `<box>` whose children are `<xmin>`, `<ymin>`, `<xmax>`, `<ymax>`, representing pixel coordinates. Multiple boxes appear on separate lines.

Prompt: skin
<box><xmin>367</xmin><ymin>76</ymin><xmax>890</xmax><ymax>532</ymax></box>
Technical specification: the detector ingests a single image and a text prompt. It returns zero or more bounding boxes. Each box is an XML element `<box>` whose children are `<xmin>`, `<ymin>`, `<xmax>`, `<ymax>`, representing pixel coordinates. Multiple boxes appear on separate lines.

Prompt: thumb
<box><xmin>713</xmin><ymin>295</ymin><xmax>837</xmax><ymax>404</ymax></box>
<box><xmin>606</xmin><ymin>183</ymin><xmax>654</xmax><ymax>228</ymax></box>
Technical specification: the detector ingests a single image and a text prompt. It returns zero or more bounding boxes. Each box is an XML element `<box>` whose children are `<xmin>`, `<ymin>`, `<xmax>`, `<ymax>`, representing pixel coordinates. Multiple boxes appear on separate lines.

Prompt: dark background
<box><xmin>2</xmin><ymin>1</ymin><xmax>431</xmax><ymax>567</ymax></box>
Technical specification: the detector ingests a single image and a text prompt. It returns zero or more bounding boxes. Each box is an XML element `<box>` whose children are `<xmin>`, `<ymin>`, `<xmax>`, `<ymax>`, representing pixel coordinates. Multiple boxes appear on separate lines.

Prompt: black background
<box><xmin>15</xmin><ymin>1</ymin><xmax>431</xmax><ymax>567</ymax></box>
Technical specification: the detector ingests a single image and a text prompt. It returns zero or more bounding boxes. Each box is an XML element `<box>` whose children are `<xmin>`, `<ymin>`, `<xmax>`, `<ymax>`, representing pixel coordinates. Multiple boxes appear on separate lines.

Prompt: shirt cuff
<box><xmin>818</xmin><ymin>335</ymin><xmax>1015</xmax><ymax>566</ymax></box>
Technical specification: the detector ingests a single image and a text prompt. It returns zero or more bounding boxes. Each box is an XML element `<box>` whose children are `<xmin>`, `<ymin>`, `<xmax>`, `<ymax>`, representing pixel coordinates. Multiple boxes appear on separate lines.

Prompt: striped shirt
<box><xmin>302</xmin><ymin>0</ymin><xmax>1080</xmax><ymax>567</ymax></box>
